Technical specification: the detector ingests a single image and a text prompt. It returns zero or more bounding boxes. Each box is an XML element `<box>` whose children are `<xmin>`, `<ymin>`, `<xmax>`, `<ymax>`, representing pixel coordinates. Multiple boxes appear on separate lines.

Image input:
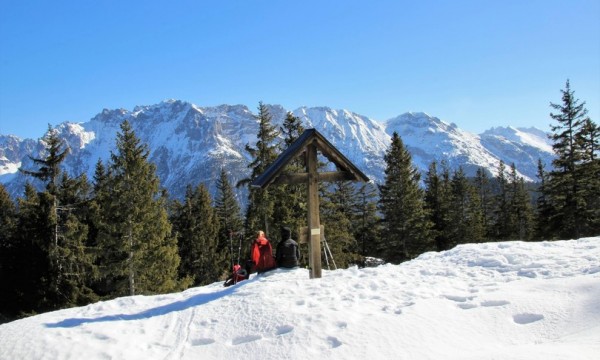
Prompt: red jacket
<box><xmin>251</xmin><ymin>232</ymin><xmax>276</xmax><ymax>272</ymax></box>
<box><xmin>232</xmin><ymin>264</ymin><xmax>247</xmax><ymax>283</ymax></box>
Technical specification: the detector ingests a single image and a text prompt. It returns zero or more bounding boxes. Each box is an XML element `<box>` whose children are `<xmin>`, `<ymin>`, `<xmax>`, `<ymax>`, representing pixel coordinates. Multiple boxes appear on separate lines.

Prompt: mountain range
<box><xmin>0</xmin><ymin>100</ymin><xmax>555</xmax><ymax>201</ymax></box>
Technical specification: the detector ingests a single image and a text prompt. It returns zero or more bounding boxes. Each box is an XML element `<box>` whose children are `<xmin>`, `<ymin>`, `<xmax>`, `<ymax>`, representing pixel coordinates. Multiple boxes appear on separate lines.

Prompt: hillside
<box><xmin>0</xmin><ymin>237</ymin><xmax>598</xmax><ymax>360</ymax></box>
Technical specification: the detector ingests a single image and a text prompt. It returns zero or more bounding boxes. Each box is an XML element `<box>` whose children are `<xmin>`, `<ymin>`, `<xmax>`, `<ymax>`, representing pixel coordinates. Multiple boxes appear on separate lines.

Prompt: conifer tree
<box><xmin>237</xmin><ymin>102</ymin><xmax>280</xmax><ymax>237</ymax></box>
<box><xmin>424</xmin><ymin>161</ymin><xmax>451</xmax><ymax>251</ymax></box>
<box><xmin>215</xmin><ymin>169</ymin><xmax>244</xmax><ymax>268</ymax></box>
<box><xmin>446</xmin><ymin>167</ymin><xmax>485</xmax><ymax>247</ymax></box>
<box><xmin>352</xmin><ymin>183</ymin><xmax>380</xmax><ymax>258</ymax></box>
<box><xmin>18</xmin><ymin>126</ymin><xmax>96</xmax><ymax>310</ymax></box>
<box><xmin>320</xmin><ymin>181</ymin><xmax>360</xmax><ymax>268</ymax></box>
<box><xmin>508</xmin><ymin>163</ymin><xmax>534</xmax><ymax>240</ymax></box>
<box><xmin>19</xmin><ymin>125</ymin><xmax>69</xmax><ymax>193</ymax></box>
<box><xmin>0</xmin><ymin>184</ymin><xmax>18</xmax><ymax>320</ymax></box>
<box><xmin>492</xmin><ymin>160</ymin><xmax>511</xmax><ymax>240</ymax></box>
<box><xmin>546</xmin><ymin>80</ymin><xmax>591</xmax><ymax>238</ymax></box>
<box><xmin>11</xmin><ymin>184</ymin><xmax>47</xmax><ymax>314</ymax></box>
<box><xmin>534</xmin><ymin>159</ymin><xmax>555</xmax><ymax>240</ymax></box>
<box><xmin>576</xmin><ymin>118</ymin><xmax>600</xmax><ymax>235</ymax></box>
<box><xmin>95</xmin><ymin>120</ymin><xmax>182</xmax><ymax>296</ymax></box>
<box><xmin>378</xmin><ymin>132</ymin><xmax>432</xmax><ymax>263</ymax></box>
<box><xmin>271</xmin><ymin>112</ymin><xmax>306</xmax><ymax>238</ymax></box>
<box><xmin>474</xmin><ymin>168</ymin><xmax>494</xmax><ymax>241</ymax></box>
<box><xmin>172</xmin><ymin>184</ymin><xmax>222</xmax><ymax>286</ymax></box>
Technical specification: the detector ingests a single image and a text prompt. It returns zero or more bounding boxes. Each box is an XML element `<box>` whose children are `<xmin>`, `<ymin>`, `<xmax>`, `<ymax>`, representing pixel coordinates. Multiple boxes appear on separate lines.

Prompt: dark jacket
<box><xmin>276</xmin><ymin>236</ymin><xmax>300</xmax><ymax>268</ymax></box>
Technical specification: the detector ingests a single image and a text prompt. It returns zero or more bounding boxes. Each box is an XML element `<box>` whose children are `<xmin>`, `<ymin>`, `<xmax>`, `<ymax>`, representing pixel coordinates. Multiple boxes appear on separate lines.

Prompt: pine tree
<box><xmin>352</xmin><ymin>183</ymin><xmax>380</xmax><ymax>258</ymax></box>
<box><xmin>492</xmin><ymin>160</ymin><xmax>511</xmax><ymax>240</ymax></box>
<box><xmin>172</xmin><ymin>184</ymin><xmax>222</xmax><ymax>286</ymax></box>
<box><xmin>534</xmin><ymin>159</ymin><xmax>555</xmax><ymax>240</ymax></box>
<box><xmin>474</xmin><ymin>167</ymin><xmax>493</xmax><ymax>241</ymax></box>
<box><xmin>19</xmin><ymin>124</ymin><xmax>69</xmax><ymax>193</ymax></box>
<box><xmin>95</xmin><ymin>120</ymin><xmax>182</xmax><ymax>297</ymax></box>
<box><xmin>446</xmin><ymin>167</ymin><xmax>485</xmax><ymax>247</ymax></box>
<box><xmin>424</xmin><ymin>161</ymin><xmax>451</xmax><ymax>251</ymax></box>
<box><xmin>271</xmin><ymin>112</ymin><xmax>306</xmax><ymax>238</ymax></box>
<box><xmin>320</xmin><ymin>181</ymin><xmax>360</xmax><ymax>268</ymax></box>
<box><xmin>11</xmin><ymin>184</ymin><xmax>47</xmax><ymax>315</ymax></box>
<box><xmin>546</xmin><ymin>80</ymin><xmax>590</xmax><ymax>238</ymax></box>
<box><xmin>378</xmin><ymin>132</ymin><xmax>433</xmax><ymax>263</ymax></box>
<box><xmin>576</xmin><ymin>118</ymin><xmax>600</xmax><ymax>235</ymax></box>
<box><xmin>18</xmin><ymin>126</ymin><xmax>96</xmax><ymax>310</ymax></box>
<box><xmin>508</xmin><ymin>163</ymin><xmax>534</xmax><ymax>240</ymax></box>
<box><xmin>0</xmin><ymin>184</ymin><xmax>18</xmax><ymax>321</ymax></box>
<box><xmin>237</xmin><ymin>102</ymin><xmax>280</xmax><ymax>237</ymax></box>
<box><xmin>215</xmin><ymin>169</ymin><xmax>244</xmax><ymax>269</ymax></box>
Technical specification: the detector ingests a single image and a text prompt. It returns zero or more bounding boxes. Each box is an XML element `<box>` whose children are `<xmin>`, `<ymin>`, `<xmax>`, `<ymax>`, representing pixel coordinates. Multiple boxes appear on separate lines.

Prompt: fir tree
<box><xmin>19</xmin><ymin>124</ymin><xmax>69</xmax><ymax>193</ymax></box>
<box><xmin>492</xmin><ymin>160</ymin><xmax>511</xmax><ymax>240</ymax></box>
<box><xmin>378</xmin><ymin>132</ymin><xmax>433</xmax><ymax>263</ymax></box>
<box><xmin>546</xmin><ymin>80</ymin><xmax>591</xmax><ymax>238</ymax></box>
<box><xmin>352</xmin><ymin>183</ymin><xmax>380</xmax><ymax>258</ymax></box>
<box><xmin>172</xmin><ymin>184</ymin><xmax>222</xmax><ymax>286</ymax></box>
<box><xmin>320</xmin><ymin>181</ymin><xmax>360</xmax><ymax>268</ymax></box>
<box><xmin>0</xmin><ymin>184</ymin><xmax>18</xmax><ymax>321</ymax></box>
<box><xmin>576</xmin><ymin>118</ymin><xmax>600</xmax><ymax>235</ymax></box>
<box><xmin>237</xmin><ymin>102</ymin><xmax>280</xmax><ymax>237</ymax></box>
<box><xmin>18</xmin><ymin>126</ymin><xmax>96</xmax><ymax>310</ymax></box>
<box><xmin>424</xmin><ymin>161</ymin><xmax>451</xmax><ymax>251</ymax></box>
<box><xmin>474</xmin><ymin>167</ymin><xmax>494</xmax><ymax>241</ymax></box>
<box><xmin>95</xmin><ymin>120</ymin><xmax>183</xmax><ymax>297</ymax></box>
<box><xmin>508</xmin><ymin>163</ymin><xmax>534</xmax><ymax>240</ymax></box>
<box><xmin>215</xmin><ymin>169</ymin><xmax>244</xmax><ymax>268</ymax></box>
<box><xmin>534</xmin><ymin>159</ymin><xmax>555</xmax><ymax>240</ymax></box>
<box><xmin>271</xmin><ymin>112</ymin><xmax>306</xmax><ymax>238</ymax></box>
<box><xmin>446</xmin><ymin>167</ymin><xmax>485</xmax><ymax>247</ymax></box>
<box><xmin>11</xmin><ymin>184</ymin><xmax>47</xmax><ymax>315</ymax></box>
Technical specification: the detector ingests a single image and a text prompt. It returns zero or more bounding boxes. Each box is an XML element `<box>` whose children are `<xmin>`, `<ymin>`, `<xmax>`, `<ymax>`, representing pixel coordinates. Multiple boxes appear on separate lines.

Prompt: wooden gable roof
<box><xmin>251</xmin><ymin>128</ymin><xmax>370</xmax><ymax>189</ymax></box>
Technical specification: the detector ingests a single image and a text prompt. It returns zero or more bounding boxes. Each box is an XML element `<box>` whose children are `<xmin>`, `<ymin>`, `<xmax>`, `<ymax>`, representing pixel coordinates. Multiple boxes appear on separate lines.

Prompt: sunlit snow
<box><xmin>1</xmin><ymin>237</ymin><xmax>598</xmax><ymax>360</ymax></box>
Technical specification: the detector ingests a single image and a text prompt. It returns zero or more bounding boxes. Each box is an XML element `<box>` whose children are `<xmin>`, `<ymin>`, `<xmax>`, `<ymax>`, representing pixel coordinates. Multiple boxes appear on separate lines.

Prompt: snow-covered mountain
<box><xmin>0</xmin><ymin>100</ymin><xmax>554</xmax><ymax>200</ymax></box>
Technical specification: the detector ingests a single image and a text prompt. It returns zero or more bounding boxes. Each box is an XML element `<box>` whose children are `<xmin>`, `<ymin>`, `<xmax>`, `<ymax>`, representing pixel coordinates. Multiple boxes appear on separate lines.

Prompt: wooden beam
<box><xmin>306</xmin><ymin>143</ymin><xmax>322</xmax><ymax>279</ymax></box>
<box><xmin>270</xmin><ymin>171</ymin><xmax>355</xmax><ymax>185</ymax></box>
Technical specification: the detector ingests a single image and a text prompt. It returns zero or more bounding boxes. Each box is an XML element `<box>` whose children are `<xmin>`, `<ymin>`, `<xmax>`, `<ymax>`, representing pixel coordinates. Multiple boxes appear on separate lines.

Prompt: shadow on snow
<box><xmin>45</xmin><ymin>280</ymin><xmax>251</xmax><ymax>328</ymax></box>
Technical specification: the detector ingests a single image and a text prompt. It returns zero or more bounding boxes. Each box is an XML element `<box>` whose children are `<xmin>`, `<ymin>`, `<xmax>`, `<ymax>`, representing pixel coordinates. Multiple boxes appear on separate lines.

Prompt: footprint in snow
<box><xmin>481</xmin><ymin>300</ymin><xmax>510</xmax><ymax>307</ymax></box>
<box><xmin>275</xmin><ymin>325</ymin><xmax>294</xmax><ymax>335</ymax></box>
<box><xmin>327</xmin><ymin>336</ymin><xmax>342</xmax><ymax>348</ymax></box>
<box><xmin>444</xmin><ymin>295</ymin><xmax>474</xmax><ymax>303</ymax></box>
<box><xmin>458</xmin><ymin>303</ymin><xmax>478</xmax><ymax>310</ymax></box>
<box><xmin>336</xmin><ymin>321</ymin><xmax>347</xmax><ymax>329</ymax></box>
<box><xmin>232</xmin><ymin>335</ymin><xmax>262</xmax><ymax>345</ymax></box>
<box><xmin>191</xmin><ymin>338</ymin><xmax>215</xmax><ymax>346</ymax></box>
<box><xmin>513</xmin><ymin>313</ymin><xmax>544</xmax><ymax>324</ymax></box>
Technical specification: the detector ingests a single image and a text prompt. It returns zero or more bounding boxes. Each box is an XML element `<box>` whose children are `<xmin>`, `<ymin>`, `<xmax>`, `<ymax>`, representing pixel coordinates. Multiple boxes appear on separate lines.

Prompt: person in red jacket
<box><xmin>223</xmin><ymin>262</ymin><xmax>248</xmax><ymax>287</ymax></box>
<box><xmin>249</xmin><ymin>230</ymin><xmax>276</xmax><ymax>273</ymax></box>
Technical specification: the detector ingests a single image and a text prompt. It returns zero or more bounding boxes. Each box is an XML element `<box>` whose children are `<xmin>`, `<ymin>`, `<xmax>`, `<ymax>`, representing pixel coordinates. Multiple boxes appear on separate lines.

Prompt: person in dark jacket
<box><xmin>276</xmin><ymin>227</ymin><xmax>300</xmax><ymax>268</ymax></box>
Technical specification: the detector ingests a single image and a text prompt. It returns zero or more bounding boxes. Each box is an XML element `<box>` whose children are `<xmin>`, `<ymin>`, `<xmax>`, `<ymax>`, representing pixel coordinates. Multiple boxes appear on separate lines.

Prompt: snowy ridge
<box><xmin>0</xmin><ymin>101</ymin><xmax>554</xmax><ymax>199</ymax></box>
<box><xmin>0</xmin><ymin>237</ymin><xmax>598</xmax><ymax>359</ymax></box>
<box><xmin>386</xmin><ymin>112</ymin><xmax>504</xmax><ymax>177</ymax></box>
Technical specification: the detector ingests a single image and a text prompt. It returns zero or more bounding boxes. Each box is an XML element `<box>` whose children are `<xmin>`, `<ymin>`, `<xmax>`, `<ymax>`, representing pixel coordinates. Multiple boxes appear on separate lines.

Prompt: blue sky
<box><xmin>1</xmin><ymin>0</ymin><xmax>599</xmax><ymax>139</ymax></box>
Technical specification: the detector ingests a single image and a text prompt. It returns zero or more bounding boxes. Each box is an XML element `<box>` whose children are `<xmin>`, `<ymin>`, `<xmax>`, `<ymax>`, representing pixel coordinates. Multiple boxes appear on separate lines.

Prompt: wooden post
<box><xmin>306</xmin><ymin>143</ymin><xmax>322</xmax><ymax>278</ymax></box>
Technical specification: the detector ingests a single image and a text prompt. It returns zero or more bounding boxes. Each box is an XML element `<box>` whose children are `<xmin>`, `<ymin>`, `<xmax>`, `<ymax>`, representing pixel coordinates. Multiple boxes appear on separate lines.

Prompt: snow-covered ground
<box><xmin>1</xmin><ymin>238</ymin><xmax>599</xmax><ymax>360</ymax></box>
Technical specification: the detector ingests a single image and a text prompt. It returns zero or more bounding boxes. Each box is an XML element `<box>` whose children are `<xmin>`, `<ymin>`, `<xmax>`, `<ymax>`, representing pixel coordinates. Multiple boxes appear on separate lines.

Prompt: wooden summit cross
<box><xmin>251</xmin><ymin>129</ymin><xmax>369</xmax><ymax>279</ymax></box>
